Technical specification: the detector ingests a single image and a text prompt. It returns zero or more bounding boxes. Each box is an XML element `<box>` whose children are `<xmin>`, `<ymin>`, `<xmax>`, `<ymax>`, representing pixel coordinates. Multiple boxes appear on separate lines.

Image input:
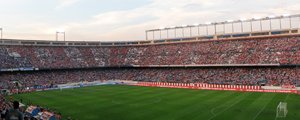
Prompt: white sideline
<box><xmin>252</xmin><ymin>95</ymin><xmax>275</xmax><ymax>120</ymax></box>
<box><xmin>274</xmin><ymin>94</ymin><xmax>290</xmax><ymax>120</ymax></box>
<box><xmin>208</xmin><ymin>93</ymin><xmax>250</xmax><ymax>120</ymax></box>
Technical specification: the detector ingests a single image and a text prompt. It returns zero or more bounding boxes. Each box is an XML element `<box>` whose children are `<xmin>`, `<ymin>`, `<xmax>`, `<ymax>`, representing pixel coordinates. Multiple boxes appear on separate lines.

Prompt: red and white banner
<box><xmin>135</xmin><ymin>82</ymin><xmax>298</xmax><ymax>94</ymax></box>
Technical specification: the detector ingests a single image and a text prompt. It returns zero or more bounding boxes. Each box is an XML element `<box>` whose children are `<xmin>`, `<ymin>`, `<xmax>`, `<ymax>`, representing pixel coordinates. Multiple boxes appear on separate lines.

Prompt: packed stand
<box><xmin>0</xmin><ymin>98</ymin><xmax>62</xmax><ymax>120</ymax></box>
<box><xmin>0</xmin><ymin>36</ymin><xmax>300</xmax><ymax>69</ymax></box>
<box><xmin>1</xmin><ymin>67</ymin><xmax>299</xmax><ymax>90</ymax></box>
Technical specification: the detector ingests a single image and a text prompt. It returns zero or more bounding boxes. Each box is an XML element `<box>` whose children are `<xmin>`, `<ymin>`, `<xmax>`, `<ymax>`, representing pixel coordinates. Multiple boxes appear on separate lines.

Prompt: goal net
<box><xmin>276</xmin><ymin>102</ymin><xmax>288</xmax><ymax>118</ymax></box>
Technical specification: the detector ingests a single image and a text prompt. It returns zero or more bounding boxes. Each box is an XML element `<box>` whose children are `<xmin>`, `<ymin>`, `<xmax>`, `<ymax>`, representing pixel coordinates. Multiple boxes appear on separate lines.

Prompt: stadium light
<box><xmin>240</xmin><ymin>18</ymin><xmax>247</xmax><ymax>21</ymax></box>
<box><xmin>253</xmin><ymin>16</ymin><xmax>261</xmax><ymax>20</ymax></box>
<box><xmin>166</xmin><ymin>29</ymin><xmax>169</xmax><ymax>38</ymax></box>
<box><xmin>226</xmin><ymin>20</ymin><xmax>234</xmax><ymax>33</ymax></box>
<box><xmin>222</xmin><ymin>24</ymin><xmax>226</xmax><ymax>34</ymax></box>
<box><xmin>279</xmin><ymin>18</ymin><xmax>282</xmax><ymax>29</ymax></box>
<box><xmin>145</xmin><ymin>31</ymin><xmax>148</xmax><ymax>40</ymax></box>
<box><xmin>250</xmin><ymin>21</ymin><xmax>253</xmax><ymax>32</ymax></box>
<box><xmin>160</xmin><ymin>29</ymin><xmax>162</xmax><ymax>39</ymax></box>
<box><xmin>281</xmin><ymin>14</ymin><xmax>292</xmax><ymax>29</ymax></box>
<box><xmin>169</xmin><ymin>26</ymin><xmax>176</xmax><ymax>29</ymax></box>
<box><xmin>268</xmin><ymin>15</ymin><xmax>276</xmax><ymax>19</ymax></box>
<box><xmin>189</xmin><ymin>26</ymin><xmax>192</xmax><ymax>37</ymax></box>
<box><xmin>205</xmin><ymin>22</ymin><xmax>212</xmax><ymax>35</ymax></box>
<box><xmin>182</xmin><ymin>26</ymin><xmax>185</xmax><ymax>37</ymax></box>
<box><xmin>174</xmin><ymin>28</ymin><xmax>177</xmax><ymax>38</ymax></box>
<box><xmin>214</xmin><ymin>23</ymin><xmax>217</xmax><ymax>35</ymax></box>
<box><xmin>240</xmin><ymin>18</ymin><xmax>247</xmax><ymax>32</ymax></box>
<box><xmin>196</xmin><ymin>24</ymin><xmax>200</xmax><ymax>36</ymax></box>
<box><xmin>153</xmin><ymin>31</ymin><xmax>155</xmax><ymax>40</ymax></box>
<box><xmin>57</xmin><ymin>29</ymin><xmax>65</xmax><ymax>33</ymax></box>
<box><xmin>193</xmin><ymin>23</ymin><xmax>200</xmax><ymax>26</ymax></box>
<box><xmin>182</xmin><ymin>25</ymin><xmax>188</xmax><ymax>27</ymax></box>
<box><xmin>269</xmin><ymin>18</ymin><xmax>273</xmax><ymax>30</ymax></box>
<box><xmin>56</xmin><ymin>30</ymin><xmax>65</xmax><ymax>41</ymax></box>
<box><xmin>159</xmin><ymin>27</ymin><xmax>165</xmax><ymax>30</ymax></box>
<box><xmin>205</xmin><ymin>22</ymin><xmax>212</xmax><ymax>25</ymax></box>
<box><xmin>226</xmin><ymin>20</ymin><xmax>234</xmax><ymax>22</ymax></box>
<box><xmin>283</xmin><ymin>14</ymin><xmax>290</xmax><ymax>17</ymax></box>
<box><xmin>260</xmin><ymin>19</ymin><xmax>263</xmax><ymax>31</ymax></box>
<box><xmin>289</xmin><ymin>16</ymin><xmax>292</xmax><ymax>29</ymax></box>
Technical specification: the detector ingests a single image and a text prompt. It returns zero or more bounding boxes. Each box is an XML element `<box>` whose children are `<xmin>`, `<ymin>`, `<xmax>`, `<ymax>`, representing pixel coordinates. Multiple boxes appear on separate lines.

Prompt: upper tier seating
<box><xmin>0</xmin><ymin>36</ymin><xmax>299</xmax><ymax>69</ymax></box>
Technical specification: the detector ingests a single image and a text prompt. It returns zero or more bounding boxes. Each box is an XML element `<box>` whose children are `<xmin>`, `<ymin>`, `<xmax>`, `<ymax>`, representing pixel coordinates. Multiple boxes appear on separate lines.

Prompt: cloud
<box><xmin>69</xmin><ymin>0</ymin><xmax>233</xmax><ymax>41</ymax></box>
<box><xmin>56</xmin><ymin>0</ymin><xmax>80</xmax><ymax>9</ymax></box>
<box><xmin>1</xmin><ymin>0</ymin><xmax>300</xmax><ymax>41</ymax></box>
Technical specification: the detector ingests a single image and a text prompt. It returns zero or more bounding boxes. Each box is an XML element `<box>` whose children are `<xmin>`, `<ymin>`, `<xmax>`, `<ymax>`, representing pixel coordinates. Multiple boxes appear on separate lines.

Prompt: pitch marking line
<box><xmin>208</xmin><ymin>93</ymin><xmax>250</xmax><ymax>120</ymax></box>
<box><xmin>274</xmin><ymin>94</ymin><xmax>290</xmax><ymax>120</ymax></box>
<box><xmin>252</xmin><ymin>94</ymin><xmax>275</xmax><ymax>120</ymax></box>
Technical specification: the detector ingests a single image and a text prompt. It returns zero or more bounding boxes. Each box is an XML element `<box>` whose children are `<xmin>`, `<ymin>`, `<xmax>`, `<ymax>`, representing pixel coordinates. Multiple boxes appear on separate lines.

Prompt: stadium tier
<box><xmin>0</xmin><ymin>34</ymin><xmax>300</xmax><ymax>89</ymax></box>
<box><xmin>1</xmin><ymin>28</ymin><xmax>300</xmax><ymax>120</ymax></box>
<box><xmin>0</xmin><ymin>35</ymin><xmax>300</xmax><ymax>70</ymax></box>
<box><xmin>1</xmin><ymin>67</ymin><xmax>299</xmax><ymax>90</ymax></box>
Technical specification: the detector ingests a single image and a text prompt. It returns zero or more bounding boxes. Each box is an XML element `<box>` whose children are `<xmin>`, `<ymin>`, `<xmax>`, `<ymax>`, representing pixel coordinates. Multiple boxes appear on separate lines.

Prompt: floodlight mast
<box><xmin>145</xmin><ymin>31</ymin><xmax>148</xmax><ymax>40</ymax></box>
<box><xmin>196</xmin><ymin>25</ymin><xmax>200</xmax><ymax>36</ymax></box>
<box><xmin>0</xmin><ymin>28</ymin><xmax>2</xmax><ymax>40</ymax></box>
<box><xmin>56</xmin><ymin>31</ymin><xmax>66</xmax><ymax>41</ymax></box>
<box><xmin>205</xmin><ymin>22</ymin><xmax>211</xmax><ymax>35</ymax></box>
<box><xmin>240</xmin><ymin>18</ymin><xmax>247</xmax><ymax>32</ymax></box>
<box><xmin>189</xmin><ymin>26</ymin><xmax>192</xmax><ymax>37</ymax></box>
<box><xmin>214</xmin><ymin>23</ymin><xmax>217</xmax><ymax>35</ymax></box>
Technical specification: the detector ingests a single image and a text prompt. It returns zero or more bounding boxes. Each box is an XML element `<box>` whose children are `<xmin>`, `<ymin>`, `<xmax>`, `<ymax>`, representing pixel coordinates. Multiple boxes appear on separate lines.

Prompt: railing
<box><xmin>0</xmin><ymin>29</ymin><xmax>299</xmax><ymax>47</ymax></box>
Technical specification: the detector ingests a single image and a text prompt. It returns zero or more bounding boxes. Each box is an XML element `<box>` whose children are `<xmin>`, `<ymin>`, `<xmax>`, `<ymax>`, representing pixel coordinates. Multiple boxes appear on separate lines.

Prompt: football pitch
<box><xmin>12</xmin><ymin>85</ymin><xmax>300</xmax><ymax>120</ymax></box>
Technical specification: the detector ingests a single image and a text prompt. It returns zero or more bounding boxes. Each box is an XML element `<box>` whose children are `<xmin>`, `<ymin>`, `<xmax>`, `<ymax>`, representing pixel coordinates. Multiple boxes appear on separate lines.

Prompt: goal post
<box><xmin>276</xmin><ymin>102</ymin><xmax>288</xmax><ymax>118</ymax></box>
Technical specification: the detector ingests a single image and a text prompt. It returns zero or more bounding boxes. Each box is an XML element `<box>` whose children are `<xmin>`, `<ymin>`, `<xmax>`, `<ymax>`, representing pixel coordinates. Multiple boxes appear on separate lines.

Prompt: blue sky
<box><xmin>0</xmin><ymin>0</ymin><xmax>299</xmax><ymax>41</ymax></box>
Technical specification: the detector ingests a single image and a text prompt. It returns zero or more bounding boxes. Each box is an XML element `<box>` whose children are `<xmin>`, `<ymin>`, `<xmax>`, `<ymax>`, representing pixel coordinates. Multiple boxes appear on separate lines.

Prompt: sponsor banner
<box><xmin>136</xmin><ymin>82</ymin><xmax>299</xmax><ymax>94</ymax></box>
<box><xmin>1</xmin><ymin>67</ymin><xmax>35</xmax><ymax>72</ymax></box>
<box><xmin>20</xmin><ymin>67</ymin><xmax>34</xmax><ymax>71</ymax></box>
<box><xmin>281</xmin><ymin>85</ymin><xmax>296</xmax><ymax>89</ymax></box>
<box><xmin>41</xmin><ymin>111</ymin><xmax>56</xmax><ymax>120</ymax></box>
<box><xmin>26</xmin><ymin>106</ymin><xmax>40</xmax><ymax>116</ymax></box>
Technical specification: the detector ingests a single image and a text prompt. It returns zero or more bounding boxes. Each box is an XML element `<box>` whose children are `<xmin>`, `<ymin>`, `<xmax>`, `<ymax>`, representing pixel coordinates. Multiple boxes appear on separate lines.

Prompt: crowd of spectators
<box><xmin>0</xmin><ymin>94</ymin><xmax>26</xmax><ymax>120</ymax></box>
<box><xmin>0</xmin><ymin>36</ymin><xmax>299</xmax><ymax>119</ymax></box>
<box><xmin>0</xmin><ymin>36</ymin><xmax>300</xmax><ymax>69</ymax></box>
<box><xmin>0</xmin><ymin>97</ymin><xmax>62</xmax><ymax>120</ymax></box>
<box><xmin>1</xmin><ymin>67</ymin><xmax>299</xmax><ymax>90</ymax></box>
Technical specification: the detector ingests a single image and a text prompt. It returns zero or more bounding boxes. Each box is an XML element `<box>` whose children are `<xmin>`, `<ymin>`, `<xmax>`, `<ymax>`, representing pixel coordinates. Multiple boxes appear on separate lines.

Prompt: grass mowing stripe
<box><xmin>190</xmin><ymin>92</ymin><xmax>249</xmax><ymax>120</ymax></box>
<box><xmin>72</xmin><ymin>86</ymin><xmax>192</xmax><ymax>119</ymax></box>
<box><xmin>250</xmin><ymin>93</ymin><xmax>276</xmax><ymax>120</ymax></box>
<box><xmin>274</xmin><ymin>94</ymin><xmax>290</xmax><ymax>120</ymax></box>
<box><xmin>158</xmin><ymin>91</ymin><xmax>238</xmax><ymax>120</ymax></box>
<box><xmin>142</xmin><ymin>90</ymin><xmax>221</xmax><ymax>120</ymax></box>
<box><xmin>254</xmin><ymin>94</ymin><xmax>288</xmax><ymax>120</ymax></box>
<box><xmin>11</xmin><ymin>85</ymin><xmax>300</xmax><ymax>120</ymax></box>
<box><xmin>115</xmin><ymin>89</ymin><xmax>217</xmax><ymax>120</ymax></box>
<box><xmin>175</xmin><ymin>91</ymin><xmax>239</xmax><ymax>120</ymax></box>
<box><xmin>207</xmin><ymin>92</ymin><xmax>252</xmax><ymax>120</ymax></box>
<box><xmin>62</xmin><ymin>86</ymin><xmax>163</xmax><ymax>119</ymax></box>
<box><xmin>210</xmin><ymin>92</ymin><xmax>264</xmax><ymax>120</ymax></box>
<box><xmin>284</xmin><ymin>94</ymin><xmax>300</xmax><ymax>120</ymax></box>
<box><xmin>101</xmin><ymin>90</ymin><xmax>173</xmax><ymax>119</ymax></box>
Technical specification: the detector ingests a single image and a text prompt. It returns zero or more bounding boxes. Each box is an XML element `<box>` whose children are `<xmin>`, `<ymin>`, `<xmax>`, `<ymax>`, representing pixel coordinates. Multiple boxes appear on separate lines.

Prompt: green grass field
<box><xmin>12</xmin><ymin>85</ymin><xmax>300</xmax><ymax>120</ymax></box>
